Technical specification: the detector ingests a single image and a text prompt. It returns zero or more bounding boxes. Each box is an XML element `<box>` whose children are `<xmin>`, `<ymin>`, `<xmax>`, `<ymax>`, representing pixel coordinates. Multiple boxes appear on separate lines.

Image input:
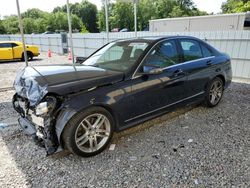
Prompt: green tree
<box><xmin>222</xmin><ymin>0</ymin><xmax>250</xmax><ymax>13</ymax></box>
<box><xmin>110</xmin><ymin>2</ymin><xmax>134</xmax><ymax>30</ymax></box>
<box><xmin>53</xmin><ymin>0</ymin><xmax>98</xmax><ymax>33</ymax></box>
<box><xmin>98</xmin><ymin>0</ymin><xmax>207</xmax><ymax>32</ymax></box>
<box><xmin>2</xmin><ymin>15</ymin><xmax>19</xmax><ymax>34</ymax></box>
<box><xmin>98</xmin><ymin>7</ymin><xmax>106</xmax><ymax>32</ymax></box>
<box><xmin>47</xmin><ymin>12</ymin><xmax>84</xmax><ymax>32</ymax></box>
<box><xmin>154</xmin><ymin>0</ymin><xmax>177</xmax><ymax>18</ymax></box>
<box><xmin>23</xmin><ymin>18</ymin><xmax>37</xmax><ymax>34</ymax></box>
<box><xmin>0</xmin><ymin>20</ymin><xmax>6</xmax><ymax>34</ymax></box>
<box><xmin>22</xmin><ymin>8</ymin><xmax>49</xmax><ymax>19</ymax></box>
<box><xmin>21</xmin><ymin>8</ymin><xmax>50</xmax><ymax>33</ymax></box>
<box><xmin>137</xmin><ymin>0</ymin><xmax>157</xmax><ymax>30</ymax></box>
<box><xmin>35</xmin><ymin>18</ymin><xmax>48</xmax><ymax>33</ymax></box>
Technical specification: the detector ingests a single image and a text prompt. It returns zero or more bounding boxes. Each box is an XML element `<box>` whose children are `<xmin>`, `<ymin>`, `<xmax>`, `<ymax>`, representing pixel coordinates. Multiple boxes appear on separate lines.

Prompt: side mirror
<box><xmin>143</xmin><ymin>65</ymin><xmax>163</xmax><ymax>75</ymax></box>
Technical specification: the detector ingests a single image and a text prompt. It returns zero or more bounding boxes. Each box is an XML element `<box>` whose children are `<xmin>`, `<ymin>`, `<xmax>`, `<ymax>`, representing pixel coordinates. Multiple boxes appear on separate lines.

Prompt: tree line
<box><xmin>0</xmin><ymin>0</ymin><xmax>249</xmax><ymax>34</ymax></box>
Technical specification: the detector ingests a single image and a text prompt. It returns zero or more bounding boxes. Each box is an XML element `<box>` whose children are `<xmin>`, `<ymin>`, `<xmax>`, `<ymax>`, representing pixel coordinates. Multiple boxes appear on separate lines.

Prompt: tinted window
<box><xmin>0</xmin><ymin>43</ymin><xmax>12</xmax><ymax>48</ymax></box>
<box><xmin>180</xmin><ymin>39</ymin><xmax>202</xmax><ymax>61</ymax></box>
<box><xmin>201</xmin><ymin>44</ymin><xmax>213</xmax><ymax>57</ymax></box>
<box><xmin>144</xmin><ymin>40</ymin><xmax>178</xmax><ymax>68</ymax></box>
<box><xmin>12</xmin><ymin>43</ymin><xmax>18</xmax><ymax>47</ymax></box>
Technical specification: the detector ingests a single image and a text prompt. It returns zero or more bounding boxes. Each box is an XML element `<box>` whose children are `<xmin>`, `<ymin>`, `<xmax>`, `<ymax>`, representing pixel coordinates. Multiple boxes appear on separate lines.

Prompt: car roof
<box><xmin>114</xmin><ymin>35</ymin><xmax>202</xmax><ymax>43</ymax></box>
<box><xmin>0</xmin><ymin>41</ymin><xmax>22</xmax><ymax>44</ymax></box>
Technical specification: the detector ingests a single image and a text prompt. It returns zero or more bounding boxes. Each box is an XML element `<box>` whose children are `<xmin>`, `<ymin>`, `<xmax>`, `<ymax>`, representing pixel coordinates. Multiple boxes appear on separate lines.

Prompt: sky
<box><xmin>0</xmin><ymin>0</ymin><xmax>226</xmax><ymax>18</ymax></box>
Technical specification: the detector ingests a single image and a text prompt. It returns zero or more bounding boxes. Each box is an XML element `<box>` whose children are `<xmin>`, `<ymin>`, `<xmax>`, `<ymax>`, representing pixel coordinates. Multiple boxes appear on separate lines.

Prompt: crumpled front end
<box><xmin>12</xmin><ymin>67</ymin><xmax>61</xmax><ymax>155</ymax></box>
<box><xmin>13</xmin><ymin>67</ymin><xmax>48</xmax><ymax>107</ymax></box>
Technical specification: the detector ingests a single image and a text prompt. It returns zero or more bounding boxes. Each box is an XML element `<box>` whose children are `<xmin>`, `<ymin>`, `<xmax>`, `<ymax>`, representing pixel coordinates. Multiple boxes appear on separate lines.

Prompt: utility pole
<box><xmin>134</xmin><ymin>0</ymin><xmax>137</xmax><ymax>38</ymax></box>
<box><xmin>104</xmin><ymin>0</ymin><xmax>110</xmax><ymax>43</ymax></box>
<box><xmin>66</xmin><ymin>0</ymin><xmax>75</xmax><ymax>64</ymax></box>
<box><xmin>16</xmin><ymin>0</ymin><xmax>28</xmax><ymax>66</ymax></box>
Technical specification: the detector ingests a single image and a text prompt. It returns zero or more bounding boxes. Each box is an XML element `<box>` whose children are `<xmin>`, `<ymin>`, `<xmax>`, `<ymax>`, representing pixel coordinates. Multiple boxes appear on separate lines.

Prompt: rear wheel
<box><xmin>21</xmin><ymin>52</ymin><xmax>33</xmax><ymax>61</ymax></box>
<box><xmin>205</xmin><ymin>77</ymin><xmax>224</xmax><ymax>107</ymax></box>
<box><xmin>27</xmin><ymin>52</ymin><xmax>33</xmax><ymax>61</ymax></box>
<box><xmin>62</xmin><ymin>107</ymin><xmax>114</xmax><ymax>157</ymax></box>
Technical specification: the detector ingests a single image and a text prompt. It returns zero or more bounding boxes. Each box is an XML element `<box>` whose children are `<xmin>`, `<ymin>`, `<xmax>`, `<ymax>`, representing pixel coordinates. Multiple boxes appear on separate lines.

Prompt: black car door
<box><xmin>123</xmin><ymin>39</ymin><xmax>188</xmax><ymax>124</ymax></box>
<box><xmin>177</xmin><ymin>39</ymin><xmax>214</xmax><ymax>97</ymax></box>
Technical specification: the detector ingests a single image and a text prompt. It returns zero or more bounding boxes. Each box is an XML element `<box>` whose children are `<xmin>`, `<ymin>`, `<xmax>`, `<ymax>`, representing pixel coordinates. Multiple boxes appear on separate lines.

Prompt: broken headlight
<box><xmin>35</xmin><ymin>96</ymin><xmax>57</xmax><ymax>116</ymax></box>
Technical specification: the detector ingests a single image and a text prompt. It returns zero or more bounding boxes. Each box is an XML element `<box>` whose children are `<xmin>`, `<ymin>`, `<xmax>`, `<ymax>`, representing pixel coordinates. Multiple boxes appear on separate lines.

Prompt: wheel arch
<box><xmin>205</xmin><ymin>74</ymin><xmax>226</xmax><ymax>92</ymax></box>
<box><xmin>215</xmin><ymin>74</ymin><xmax>226</xmax><ymax>87</ymax></box>
<box><xmin>21</xmin><ymin>51</ymin><xmax>33</xmax><ymax>58</ymax></box>
<box><xmin>55</xmin><ymin>104</ymin><xmax>119</xmax><ymax>147</ymax></box>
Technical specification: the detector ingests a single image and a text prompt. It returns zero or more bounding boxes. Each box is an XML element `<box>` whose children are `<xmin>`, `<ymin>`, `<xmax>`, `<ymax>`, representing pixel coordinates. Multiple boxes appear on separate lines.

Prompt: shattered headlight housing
<box><xmin>35</xmin><ymin>96</ymin><xmax>57</xmax><ymax>116</ymax></box>
<box><xmin>36</xmin><ymin>102</ymin><xmax>49</xmax><ymax>115</ymax></box>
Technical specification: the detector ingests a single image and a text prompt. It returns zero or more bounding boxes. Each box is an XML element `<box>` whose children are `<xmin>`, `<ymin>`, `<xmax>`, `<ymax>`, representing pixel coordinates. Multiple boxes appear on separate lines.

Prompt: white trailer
<box><xmin>149</xmin><ymin>12</ymin><xmax>250</xmax><ymax>32</ymax></box>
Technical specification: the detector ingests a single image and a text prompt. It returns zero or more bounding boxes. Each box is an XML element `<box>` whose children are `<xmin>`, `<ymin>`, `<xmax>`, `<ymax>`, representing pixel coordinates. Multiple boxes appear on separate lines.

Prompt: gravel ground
<box><xmin>0</xmin><ymin>54</ymin><xmax>249</xmax><ymax>187</ymax></box>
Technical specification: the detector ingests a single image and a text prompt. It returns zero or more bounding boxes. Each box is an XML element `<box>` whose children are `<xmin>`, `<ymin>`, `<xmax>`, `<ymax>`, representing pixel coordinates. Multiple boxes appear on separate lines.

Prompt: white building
<box><xmin>149</xmin><ymin>12</ymin><xmax>250</xmax><ymax>32</ymax></box>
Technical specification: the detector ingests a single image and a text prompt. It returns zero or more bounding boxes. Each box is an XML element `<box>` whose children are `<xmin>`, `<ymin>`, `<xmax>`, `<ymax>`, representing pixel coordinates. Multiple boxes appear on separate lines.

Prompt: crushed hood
<box><xmin>14</xmin><ymin>65</ymin><xmax>124</xmax><ymax>106</ymax></box>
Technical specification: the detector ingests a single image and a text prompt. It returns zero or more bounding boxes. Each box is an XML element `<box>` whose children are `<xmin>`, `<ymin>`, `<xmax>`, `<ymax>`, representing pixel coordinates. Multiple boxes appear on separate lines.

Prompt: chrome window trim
<box><xmin>132</xmin><ymin>56</ymin><xmax>215</xmax><ymax>80</ymax></box>
<box><xmin>124</xmin><ymin>91</ymin><xmax>205</xmax><ymax>123</ymax></box>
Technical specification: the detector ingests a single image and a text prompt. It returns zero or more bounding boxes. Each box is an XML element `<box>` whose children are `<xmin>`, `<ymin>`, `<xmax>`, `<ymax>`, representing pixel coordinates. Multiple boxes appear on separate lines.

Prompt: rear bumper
<box><xmin>33</xmin><ymin>53</ymin><xmax>40</xmax><ymax>57</ymax></box>
<box><xmin>224</xmin><ymin>64</ymin><xmax>233</xmax><ymax>89</ymax></box>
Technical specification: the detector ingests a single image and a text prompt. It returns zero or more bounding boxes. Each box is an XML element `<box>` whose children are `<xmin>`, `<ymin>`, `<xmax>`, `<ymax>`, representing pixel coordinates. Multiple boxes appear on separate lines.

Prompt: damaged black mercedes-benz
<box><xmin>12</xmin><ymin>36</ymin><xmax>232</xmax><ymax>157</ymax></box>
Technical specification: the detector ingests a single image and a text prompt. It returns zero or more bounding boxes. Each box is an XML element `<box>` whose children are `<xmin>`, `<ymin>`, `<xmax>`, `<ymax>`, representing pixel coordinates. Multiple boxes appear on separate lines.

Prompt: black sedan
<box><xmin>13</xmin><ymin>36</ymin><xmax>232</xmax><ymax>157</ymax></box>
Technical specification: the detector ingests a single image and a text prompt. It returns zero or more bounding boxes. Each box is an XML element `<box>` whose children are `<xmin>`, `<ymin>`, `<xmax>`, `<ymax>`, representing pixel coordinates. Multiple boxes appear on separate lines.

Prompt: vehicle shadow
<box><xmin>0</xmin><ymin>81</ymin><xmax>249</xmax><ymax>187</ymax></box>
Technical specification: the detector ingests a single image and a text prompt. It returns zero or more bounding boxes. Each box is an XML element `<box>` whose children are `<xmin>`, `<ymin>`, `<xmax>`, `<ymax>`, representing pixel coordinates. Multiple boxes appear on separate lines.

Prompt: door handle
<box><xmin>173</xmin><ymin>69</ymin><xmax>185</xmax><ymax>77</ymax></box>
<box><xmin>206</xmin><ymin>60</ymin><xmax>213</xmax><ymax>66</ymax></box>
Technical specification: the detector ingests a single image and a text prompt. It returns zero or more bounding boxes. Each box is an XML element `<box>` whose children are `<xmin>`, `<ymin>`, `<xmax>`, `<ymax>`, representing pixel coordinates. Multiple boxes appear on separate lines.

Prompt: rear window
<box><xmin>201</xmin><ymin>44</ymin><xmax>213</xmax><ymax>57</ymax></box>
<box><xmin>12</xmin><ymin>43</ymin><xmax>19</xmax><ymax>47</ymax></box>
<box><xmin>180</xmin><ymin>39</ymin><xmax>203</xmax><ymax>61</ymax></box>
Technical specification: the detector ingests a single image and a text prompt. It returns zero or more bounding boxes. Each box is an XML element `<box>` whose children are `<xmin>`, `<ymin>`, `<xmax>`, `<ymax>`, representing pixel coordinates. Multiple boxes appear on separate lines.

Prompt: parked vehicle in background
<box><xmin>120</xmin><ymin>28</ymin><xmax>129</xmax><ymax>32</ymax></box>
<box><xmin>111</xmin><ymin>28</ymin><xmax>120</xmax><ymax>32</ymax></box>
<box><xmin>0</xmin><ymin>41</ymin><xmax>39</xmax><ymax>61</ymax></box>
<box><xmin>12</xmin><ymin>36</ymin><xmax>232</xmax><ymax>157</ymax></box>
<box><xmin>42</xmin><ymin>31</ymin><xmax>54</xmax><ymax>34</ymax></box>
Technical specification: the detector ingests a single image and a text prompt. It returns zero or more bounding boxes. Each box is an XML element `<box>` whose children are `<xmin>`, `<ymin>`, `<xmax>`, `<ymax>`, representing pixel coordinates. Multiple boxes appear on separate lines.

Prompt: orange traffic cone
<box><xmin>48</xmin><ymin>49</ymin><xmax>52</xmax><ymax>58</ymax></box>
<box><xmin>68</xmin><ymin>48</ymin><xmax>72</xmax><ymax>60</ymax></box>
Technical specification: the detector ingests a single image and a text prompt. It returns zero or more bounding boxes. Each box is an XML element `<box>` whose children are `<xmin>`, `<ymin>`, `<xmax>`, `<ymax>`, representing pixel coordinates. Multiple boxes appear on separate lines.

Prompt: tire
<box><xmin>21</xmin><ymin>52</ymin><xmax>33</xmax><ymax>61</ymax></box>
<box><xmin>62</xmin><ymin>107</ymin><xmax>114</xmax><ymax>157</ymax></box>
<box><xmin>204</xmin><ymin>77</ymin><xmax>224</xmax><ymax>107</ymax></box>
<box><xmin>21</xmin><ymin>54</ymin><xmax>24</xmax><ymax>61</ymax></box>
<box><xmin>27</xmin><ymin>52</ymin><xmax>34</xmax><ymax>61</ymax></box>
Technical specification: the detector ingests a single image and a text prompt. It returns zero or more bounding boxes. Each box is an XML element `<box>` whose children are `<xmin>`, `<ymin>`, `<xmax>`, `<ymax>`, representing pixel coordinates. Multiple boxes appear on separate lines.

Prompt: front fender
<box><xmin>55</xmin><ymin>107</ymin><xmax>77</xmax><ymax>145</ymax></box>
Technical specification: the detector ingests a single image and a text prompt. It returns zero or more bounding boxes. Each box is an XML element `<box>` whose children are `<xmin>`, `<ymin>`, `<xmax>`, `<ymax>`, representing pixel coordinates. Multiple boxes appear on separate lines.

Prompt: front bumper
<box><xmin>13</xmin><ymin>94</ymin><xmax>60</xmax><ymax>155</ymax></box>
<box><xmin>34</xmin><ymin>53</ymin><xmax>40</xmax><ymax>57</ymax></box>
<box><xmin>18</xmin><ymin>117</ymin><xmax>37</xmax><ymax>135</ymax></box>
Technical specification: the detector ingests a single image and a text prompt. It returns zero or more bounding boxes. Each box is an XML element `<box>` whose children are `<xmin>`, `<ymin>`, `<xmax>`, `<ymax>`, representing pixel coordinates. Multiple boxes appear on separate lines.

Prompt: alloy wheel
<box><xmin>74</xmin><ymin>113</ymin><xmax>111</xmax><ymax>153</ymax></box>
<box><xmin>209</xmin><ymin>80</ymin><xmax>223</xmax><ymax>105</ymax></box>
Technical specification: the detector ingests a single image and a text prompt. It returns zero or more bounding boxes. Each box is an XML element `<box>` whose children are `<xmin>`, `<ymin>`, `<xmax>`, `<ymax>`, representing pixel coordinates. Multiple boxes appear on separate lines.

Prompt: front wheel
<box><xmin>205</xmin><ymin>77</ymin><xmax>224</xmax><ymax>107</ymax></box>
<box><xmin>62</xmin><ymin>107</ymin><xmax>114</xmax><ymax>157</ymax></box>
<box><xmin>21</xmin><ymin>52</ymin><xmax>33</xmax><ymax>61</ymax></box>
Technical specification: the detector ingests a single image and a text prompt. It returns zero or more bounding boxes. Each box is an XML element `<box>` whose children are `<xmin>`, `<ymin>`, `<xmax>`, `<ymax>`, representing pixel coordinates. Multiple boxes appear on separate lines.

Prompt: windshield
<box><xmin>83</xmin><ymin>41</ymin><xmax>149</xmax><ymax>72</ymax></box>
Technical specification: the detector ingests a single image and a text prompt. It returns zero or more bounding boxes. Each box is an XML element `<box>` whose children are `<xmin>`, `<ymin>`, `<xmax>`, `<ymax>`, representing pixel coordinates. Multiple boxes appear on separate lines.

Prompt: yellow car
<box><xmin>0</xmin><ymin>41</ymin><xmax>40</xmax><ymax>61</ymax></box>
